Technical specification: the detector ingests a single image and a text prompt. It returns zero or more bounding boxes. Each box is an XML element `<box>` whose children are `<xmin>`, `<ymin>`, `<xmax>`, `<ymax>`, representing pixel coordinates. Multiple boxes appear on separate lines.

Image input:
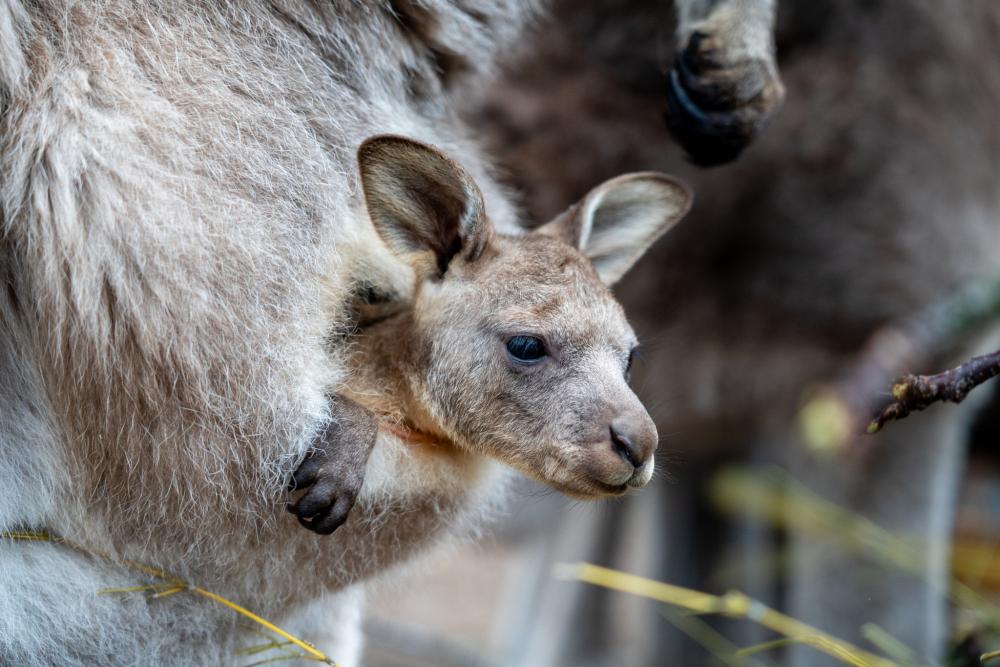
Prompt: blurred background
<box><xmin>362</xmin><ymin>1</ymin><xmax>1000</xmax><ymax>665</ymax></box>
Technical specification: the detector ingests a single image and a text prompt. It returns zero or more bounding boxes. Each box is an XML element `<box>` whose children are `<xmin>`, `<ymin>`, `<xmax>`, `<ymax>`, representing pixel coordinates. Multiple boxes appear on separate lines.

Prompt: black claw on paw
<box><xmin>666</xmin><ymin>69</ymin><xmax>751</xmax><ymax>166</ymax></box>
<box><xmin>288</xmin><ymin>476</ymin><xmax>356</xmax><ymax>535</ymax></box>
<box><xmin>286</xmin><ymin>397</ymin><xmax>377</xmax><ymax>536</ymax></box>
<box><xmin>664</xmin><ymin>33</ymin><xmax>783</xmax><ymax>167</ymax></box>
<box><xmin>287</xmin><ymin>449</ymin><xmax>360</xmax><ymax>535</ymax></box>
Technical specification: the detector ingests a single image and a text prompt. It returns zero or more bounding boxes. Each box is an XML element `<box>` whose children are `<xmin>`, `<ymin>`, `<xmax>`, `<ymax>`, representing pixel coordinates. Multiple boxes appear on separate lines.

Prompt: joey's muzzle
<box><xmin>575</xmin><ymin>408</ymin><xmax>658</xmax><ymax>497</ymax></box>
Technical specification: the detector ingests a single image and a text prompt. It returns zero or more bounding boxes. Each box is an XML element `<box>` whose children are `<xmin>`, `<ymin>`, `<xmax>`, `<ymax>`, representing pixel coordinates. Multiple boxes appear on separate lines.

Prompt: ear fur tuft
<box><xmin>358</xmin><ymin>135</ymin><xmax>493</xmax><ymax>277</ymax></box>
<box><xmin>539</xmin><ymin>172</ymin><xmax>692</xmax><ymax>285</ymax></box>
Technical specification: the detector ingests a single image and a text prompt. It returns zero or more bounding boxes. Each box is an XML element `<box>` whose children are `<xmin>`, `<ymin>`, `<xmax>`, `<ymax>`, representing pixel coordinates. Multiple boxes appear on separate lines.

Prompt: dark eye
<box><xmin>506</xmin><ymin>335</ymin><xmax>547</xmax><ymax>363</ymax></box>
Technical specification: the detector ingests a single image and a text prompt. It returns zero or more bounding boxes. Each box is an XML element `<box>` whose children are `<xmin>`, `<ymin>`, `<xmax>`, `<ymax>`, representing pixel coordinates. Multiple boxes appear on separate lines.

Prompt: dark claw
<box><xmin>287</xmin><ymin>454</ymin><xmax>320</xmax><ymax>491</ymax></box>
<box><xmin>290</xmin><ymin>477</ymin><xmax>352</xmax><ymax>519</ymax></box>
<box><xmin>309</xmin><ymin>496</ymin><xmax>355</xmax><ymax>535</ymax></box>
<box><xmin>675</xmin><ymin>44</ymin><xmax>767</xmax><ymax>111</ymax></box>
<box><xmin>287</xmin><ymin>451</ymin><xmax>366</xmax><ymax>535</ymax></box>
<box><xmin>665</xmin><ymin>34</ymin><xmax>784</xmax><ymax>167</ymax></box>
<box><xmin>665</xmin><ymin>69</ymin><xmax>755</xmax><ymax>166</ymax></box>
<box><xmin>285</xmin><ymin>396</ymin><xmax>377</xmax><ymax>536</ymax></box>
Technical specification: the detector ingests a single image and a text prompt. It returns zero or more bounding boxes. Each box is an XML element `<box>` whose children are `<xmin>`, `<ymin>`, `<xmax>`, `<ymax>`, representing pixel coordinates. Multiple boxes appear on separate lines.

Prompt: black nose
<box><xmin>611</xmin><ymin>425</ymin><xmax>645</xmax><ymax>469</ymax></box>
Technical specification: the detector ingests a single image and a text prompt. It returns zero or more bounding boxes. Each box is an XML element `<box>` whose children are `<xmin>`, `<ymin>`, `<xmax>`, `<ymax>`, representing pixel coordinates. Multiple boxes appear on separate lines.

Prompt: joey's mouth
<box><xmin>585</xmin><ymin>479</ymin><xmax>630</xmax><ymax>497</ymax></box>
<box><xmin>542</xmin><ymin>450</ymin><xmax>656</xmax><ymax>499</ymax></box>
<box><xmin>566</xmin><ymin>470</ymin><xmax>652</xmax><ymax>499</ymax></box>
<box><xmin>546</xmin><ymin>476</ymin><xmax>629</xmax><ymax>500</ymax></box>
<box><xmin>531</xmin><ymin>452</ymin><xmax>647</xmax><ymax>499</ymax></box>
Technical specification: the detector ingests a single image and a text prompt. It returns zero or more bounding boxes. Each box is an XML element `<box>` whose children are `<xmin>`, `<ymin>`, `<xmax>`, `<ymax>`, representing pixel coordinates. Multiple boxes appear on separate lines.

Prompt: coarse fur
<box><xmin>0</xmin><ymin>0</ymin><xmax>534</xmax><ymax>664</ymax></box>
<box><xmin>0</xmin><ymin>1</ymin><xmax>708</xmax><ymax>664</ymax></box>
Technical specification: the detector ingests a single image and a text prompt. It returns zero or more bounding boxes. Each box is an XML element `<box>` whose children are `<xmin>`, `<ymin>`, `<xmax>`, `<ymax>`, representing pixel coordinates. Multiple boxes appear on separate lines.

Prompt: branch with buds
<box><xmin>868</xmin><ymin>348</ymin><xmax>1000</xmax><ymax>433</ymax></box>
<box><xmin>799</xmin><ymin>277</ymin><xmax>1000</xmax><ymax>453</ymax></box>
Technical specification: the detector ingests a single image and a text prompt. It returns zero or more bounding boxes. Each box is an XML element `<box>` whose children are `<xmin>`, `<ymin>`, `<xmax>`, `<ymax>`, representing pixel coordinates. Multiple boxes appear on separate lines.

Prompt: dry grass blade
<box><xmin>739</xmin><ymin>635</ymin><xmax>882</xmax><ymax>667</ymax></box>
<box><xmin>708</xmin><ymin>466</ymin><xmax>1000</xmax><ymax>628</ymax></box>
<box><xmin>658</xmin><ymin>606</ymin><xmax>776</xmax><ymax>667</ymax></box>
<box><xmin>555</xmin><ymin>562</ymin><xmax>899</xmax><ymax>667</ymax></box>
<box><xmin>238</xmin><ymin>640</ymin><xmax>296</xmax><ymax>657</ymax></box>
<box><xmin>192</xmin><ymin>587</ymin><xmax>332</xmax><ymax>663</ymax></box>
<box><xmin>859</xmin><ymin>623</ymin><xmax>919</xmax><ymax>666</ymax></box>
<box><xmin>0</xmin><ymin>531</ymin><xmax>336</xmax><ymax>665</ymax></box>
<box><xmin>244</xmin><ymin>655</ymin><xmax>316</xmax><ymax>667</ymax></box>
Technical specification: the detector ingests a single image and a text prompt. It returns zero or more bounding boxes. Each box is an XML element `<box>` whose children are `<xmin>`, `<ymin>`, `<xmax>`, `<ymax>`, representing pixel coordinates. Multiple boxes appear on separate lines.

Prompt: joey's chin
<box><xmin>549</xmin><ymin>476</ymin><xmax>631</xmax><ymax>500</ymax></box>
<box><xmin>509</xmin><ymin>445</ymin><xmax>659</xmax><ymax>499</ymax></box>
<box><xmin>576</xmin><ymin>450</ymin><xmax>655</xmax><ymax>498</ymax></box>
<box><xmin>536</xmin><ymin>459</ymin><xmax>655</xmax><ymax>500</ymax></box>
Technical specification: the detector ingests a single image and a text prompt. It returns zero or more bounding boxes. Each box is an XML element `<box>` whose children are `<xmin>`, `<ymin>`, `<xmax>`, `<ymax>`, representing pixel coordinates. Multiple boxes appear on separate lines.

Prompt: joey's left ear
<box><xmin>538</xmin><ymin>173</ymin><xmax>693</xmax><ymax>285</ymax></box>
<box><xmin>358</xmin><ymin>135</ymin><xmax>494</xmax><ymax>278</ymax></box>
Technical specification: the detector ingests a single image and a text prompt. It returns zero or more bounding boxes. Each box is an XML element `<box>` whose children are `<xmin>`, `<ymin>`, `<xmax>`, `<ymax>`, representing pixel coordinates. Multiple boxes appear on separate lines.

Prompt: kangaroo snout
<box><xmin>610</xmin><ymin>417</ymin><xmax>656</xmax><ymax>470</ymax></box>
<box><xmin>612</xmin><ymin>412</ymin><xmax>658</xmax><ymax>487</ymax></box>
<box><xmin>582</xmin><ymin>410</ymin><xmax>658</xmax><ymax>495</ymax></box>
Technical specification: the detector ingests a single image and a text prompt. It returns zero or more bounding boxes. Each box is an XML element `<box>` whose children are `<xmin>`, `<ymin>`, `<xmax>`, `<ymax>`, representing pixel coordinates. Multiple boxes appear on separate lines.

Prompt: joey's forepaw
<box><xmin>286</xmin><ymin>399</ymin><xmax>377</xmax><ymax>535</ymax></box>
<box><xmin>665</xmin><ymin>31</ymin><xmax>784</xmax><ymax>166</ymax></box>
<box><xmin>287</xmin><ymin>448</ymin><xmax>360</xmax><ymax>535</ymax></box>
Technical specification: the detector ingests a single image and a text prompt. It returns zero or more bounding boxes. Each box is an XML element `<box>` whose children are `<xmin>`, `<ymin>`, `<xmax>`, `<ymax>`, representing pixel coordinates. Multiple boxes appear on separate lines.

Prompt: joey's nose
<box><xmin>610</xmin><ymin>417</ymin><xmax>657</xmax><ymax>470</ymax></box>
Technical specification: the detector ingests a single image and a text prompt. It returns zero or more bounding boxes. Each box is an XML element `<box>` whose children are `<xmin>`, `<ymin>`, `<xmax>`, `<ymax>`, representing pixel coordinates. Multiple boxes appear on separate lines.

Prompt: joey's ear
<box><xmin>358</xmin><ymin>135</ymin><xmax>494</xmax><ymax>277</ymax></box>
<box><xmin>538</xmin><ymin>173</ymin><xmax>692</xmax><ymax>285</ymax></box>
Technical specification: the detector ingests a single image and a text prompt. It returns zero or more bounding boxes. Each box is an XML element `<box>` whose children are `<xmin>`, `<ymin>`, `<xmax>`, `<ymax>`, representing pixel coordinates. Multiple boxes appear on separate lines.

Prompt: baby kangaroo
<box><xmin>288</xmin><ymin>135</ymin><xmax>692</xmax><ymax>532</ymax></box>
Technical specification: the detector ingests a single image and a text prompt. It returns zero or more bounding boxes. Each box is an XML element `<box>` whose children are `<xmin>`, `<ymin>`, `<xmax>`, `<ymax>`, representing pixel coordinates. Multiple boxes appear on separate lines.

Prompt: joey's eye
<box><xmin>506</xmin><ymin>335</ymin><xmax>547</xmax><ymax>363</ymax></box>
<box><xmin>626</xmin><ymin>348</ymin><xmax>638</xmax><ymax>380</ymax></box>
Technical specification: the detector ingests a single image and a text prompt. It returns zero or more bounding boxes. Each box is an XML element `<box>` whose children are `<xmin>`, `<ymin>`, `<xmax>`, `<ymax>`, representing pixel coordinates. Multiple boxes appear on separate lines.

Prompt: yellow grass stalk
<box><xmin>658</xmin><ymin>606</ymin><xmax>776</xmax><ymax>667</ymax></box>
<box><xmin>0</xmin><ymin>530</ymin><xmax>335</xmax><ymax>665</ymax></box>
<box><xmin>708</xmin><ymin>466</ymin><xmax>1000</xmax><ymax>629</ymax></box>
<box><xmin>555</xmin><ymin>562</ymin><xmax>900</xmax><ymax>667</ymax></box>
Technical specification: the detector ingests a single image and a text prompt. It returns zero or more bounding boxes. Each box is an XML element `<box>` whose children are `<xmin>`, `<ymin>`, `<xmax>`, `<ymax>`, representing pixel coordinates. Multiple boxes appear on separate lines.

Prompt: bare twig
<box><xmin>868</xmin><ymin>349</ymin><xmax>1000</xmax><ymax>433</ymax></box>
<box><xmin>799</xmin><ymin>277</ymin><xmax>1000</xmax><ymax>453</ymax></box>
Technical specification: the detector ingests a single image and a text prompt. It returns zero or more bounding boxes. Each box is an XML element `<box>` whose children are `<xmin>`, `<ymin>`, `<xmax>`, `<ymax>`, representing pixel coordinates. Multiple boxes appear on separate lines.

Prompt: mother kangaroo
<box><xmin>0</xmin><ymin>1</ymin><xmax>779</xmax><ymax>665</ymax></box>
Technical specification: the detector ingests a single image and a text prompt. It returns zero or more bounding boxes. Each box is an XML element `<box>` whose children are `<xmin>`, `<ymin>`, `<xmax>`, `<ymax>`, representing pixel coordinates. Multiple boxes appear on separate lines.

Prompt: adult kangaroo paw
<box><xmin>665</xmin><ymin>30</ymin><xmax>784</xmax><ymax>166</ymax></box>
<box><xmin>287</xmin><ymin>395</ymin><xmax>377</xmax><ymax>535</ymax></box>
